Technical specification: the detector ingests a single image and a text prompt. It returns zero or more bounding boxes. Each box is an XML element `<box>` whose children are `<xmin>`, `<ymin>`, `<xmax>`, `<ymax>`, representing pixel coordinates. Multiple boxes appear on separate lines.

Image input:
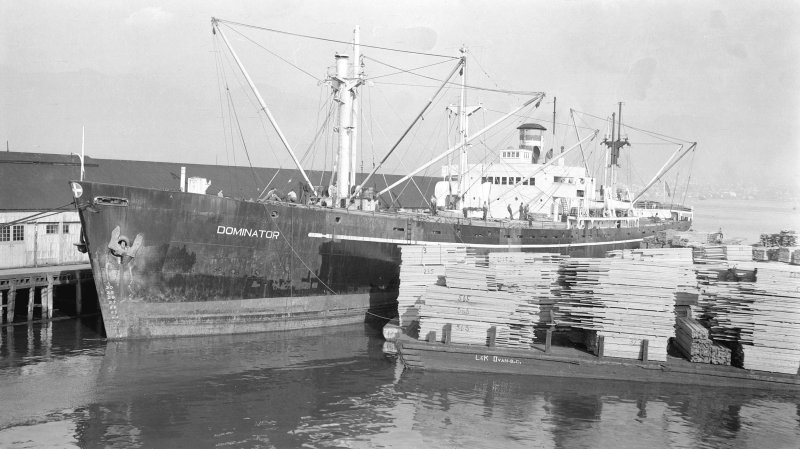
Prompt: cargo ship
<box><xmin>71</xmin><ymin>18</ymin><xmax>694</xmax><ymax>339</ymax></box>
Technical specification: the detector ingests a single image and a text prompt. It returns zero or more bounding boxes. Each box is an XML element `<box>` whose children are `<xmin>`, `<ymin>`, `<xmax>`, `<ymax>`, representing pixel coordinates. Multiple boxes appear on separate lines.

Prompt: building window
<box><xmin>63</xmin><ymin>223</ymin><xmax>70</xmax><ymax>234</ymax></box>
<box><xmin>577</xmin><ymin>190</ymin><xmax>585</xmax><ymax>198</ymax></box>
<box><xmin>501</xmin><ymin>177</ymin><xmax>507</xmax><ymax>185</ymax></box>
<box><xmin>13</xmin><ymin>225</ymin><xmax>24</xmax><ymax>241</ymax></box>
<box><xmin>0</xmin><ymin>226</ymin><xmax>9</xmax><ymax>242</ymax></box>
<box><xmin>529</xmin><ymin>177</ymin><xmax>536</xmax><ymax>185</ymax></box>
<box><xmin>46</xmin><ymin>223</ymin><xmax>59</xmax><ymax>234</ymax></box>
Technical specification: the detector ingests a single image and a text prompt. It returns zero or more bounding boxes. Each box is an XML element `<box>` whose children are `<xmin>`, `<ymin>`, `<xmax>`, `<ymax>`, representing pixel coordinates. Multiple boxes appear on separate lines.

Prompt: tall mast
<box><xmin>552</xmin><ymin>97</ymin><xmax>557</xmax><ymax>155</ymax></box>
<box><xmin>350</xmin><ymin>26</ymin><xmax>360</xmax><ymax>191</ymax></box>
<box><xmin>331</xmin><ymin>27</ymin><xmax>364</xmax><ymax>205</ymax></box>
<box><xmin>211</xmin><ymin>18</ymin><xmax>314</xmax><ymax>192</ymax></box>
<box><xmin>457</xmin><ymin>46</ymin><xmax>468</xmax><ymax>209</ymax></box>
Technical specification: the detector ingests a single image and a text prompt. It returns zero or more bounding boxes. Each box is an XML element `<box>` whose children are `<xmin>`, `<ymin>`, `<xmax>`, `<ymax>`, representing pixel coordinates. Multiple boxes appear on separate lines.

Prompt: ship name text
<box><xmin>216</xmin><ymin>226</ymin><xmax>280</xmax><ymax>239</ymax></box>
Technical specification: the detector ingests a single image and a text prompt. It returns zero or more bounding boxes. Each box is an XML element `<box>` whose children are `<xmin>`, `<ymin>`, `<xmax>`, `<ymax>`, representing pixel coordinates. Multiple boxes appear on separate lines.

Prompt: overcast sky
<box><xmin>1</xmin><ymin>0</ymin><xmax>798</xmax><ymax>191</ymax></box>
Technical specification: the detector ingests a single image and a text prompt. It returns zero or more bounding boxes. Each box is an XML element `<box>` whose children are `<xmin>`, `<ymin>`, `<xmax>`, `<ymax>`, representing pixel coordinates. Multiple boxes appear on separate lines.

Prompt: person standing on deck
<box><xmin>519</xmin><ymin>202</ymin><xmax>525</xmax><ymax>221</ymax></box>
<box><xmin>430</xmin><ymin>195</ymin><xmax>437</xmax><ymax>215</ymax></box>
<box><xmin>507</xmin><ymin>204</ymin><xmax>513</xmax><ymax>219</ymax></box>
<box><xmin>482</xmin><ymin>201</ymin><xmax>488</xmax><ymax>221</ymax></box>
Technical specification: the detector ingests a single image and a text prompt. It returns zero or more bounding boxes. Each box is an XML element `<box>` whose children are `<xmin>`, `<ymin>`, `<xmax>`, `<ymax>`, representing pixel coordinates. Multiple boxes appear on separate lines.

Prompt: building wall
<box><xmin>0</xmin><ymin>211</ymin><xmax>88</xmax><ymax>269</ymax></box>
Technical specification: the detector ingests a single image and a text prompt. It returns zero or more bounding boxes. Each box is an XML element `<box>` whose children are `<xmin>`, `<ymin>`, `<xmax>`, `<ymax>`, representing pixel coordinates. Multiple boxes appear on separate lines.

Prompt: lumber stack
<box><xmin>793</xmin><ymin>249</ymin><xmax>800</xmax><ymax>265</ymax></box>
<box><xmin>674</xmin><ymin>317</ymin><xmax>731</xmax><ymax>364</ymax></box>
<box><xmin>724</xmin><ymin>245</ymin><xmax>752</xmax><ymax>262</ymax></box>
<box><xmin>759</xmin><ymin>230</ymin><xmax>797</xmax><ymax>247</ymax></box>
<box><xmin>487</xmin><ymin>252</ymin><xmax>563</xmax><ymax>329</ymax></box>
<box><xmin>665</xmin><ymin>229</ymin><xmax>712</xmax><ymax>247</ymax></box>
<box><xmin>701</xmin><ymin>262</ymin><xmax>800</xmax><ymax>374</ymax></box>
<box><xmin>397</xmin><ymin>245</ymin><xmax>467</xmax><ymax>326</ymax></box>
<box><xmin>557</xmin><ymin>250</ymin><xmax>694</xmax><ymax>361</ymax></box>
<box><xmin>777</xmin><ymin>247</ymin><xmax>799</xmax><ymax>264</ymax></box>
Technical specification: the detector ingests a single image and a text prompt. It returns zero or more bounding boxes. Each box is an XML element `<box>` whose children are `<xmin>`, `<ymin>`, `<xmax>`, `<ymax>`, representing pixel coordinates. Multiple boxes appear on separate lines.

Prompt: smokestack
<box><xmin>180</xmin><ymin>166</ymin><xmax>186</xmax><ymax>192</ymax></box>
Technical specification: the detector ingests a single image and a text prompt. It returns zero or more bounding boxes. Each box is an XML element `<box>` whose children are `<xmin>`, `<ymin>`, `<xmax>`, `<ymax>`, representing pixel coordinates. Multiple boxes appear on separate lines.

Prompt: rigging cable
<box><xmin>220</xmin><ymin>22</ymin><xmax>321</xmax><ymax>82</ymax></box>
<box><xmin>215</xmin><ymin>19</ymin><xmax>459</xmax><ymax>60</ymax></box>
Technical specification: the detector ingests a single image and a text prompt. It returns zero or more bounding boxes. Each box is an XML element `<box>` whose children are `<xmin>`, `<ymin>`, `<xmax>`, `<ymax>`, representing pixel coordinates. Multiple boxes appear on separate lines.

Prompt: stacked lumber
<box><xmin>751</xmin><ymin>247</ymin><xmax>769</xmax><ymax>261</ymax></box>
<box><xmin>759</xmin><ymin>230</ymin><xmax>797</xmax><ymax>247</ymax></box>
<box><xmin>557</xmin><ymin>252</ymin><xmax>694</xmax><ymax>361</ymax></box>
<box><xmin>777</xmin><ymin>247</ymin><xmax>799</xmax><ymax>264</ymax></box>
<box><xmin>487</xmin><ymin>252</ymin><xmax>563</xmax><ymax>330</ymax></box>
<box><xmin>724</xmin><ymin>245</ymin><xmax>752</xmax><ymax>262</ymax></box>
<box><xmin>793</xmin><ymin>249</ymin><xmax>800</xmax><ymax>265</ymax></box>
<box><xmin>665</xmin><ymin>229</ymin><xmax>712</xmax><ymax>247</ymax></box>
<box><xmin>701</xmin><ymin>263</ymin><xmax>800</xmax><ymax>374</ymax></box>
<box><xmin>674</xmin><ymin>317</ymin><xmax>731</xmax><ymax>364</ymax></box>
<box><xmin>397</xmin><ymin>245</ymin><xmax>467</xmax><ymax>326</ymax></box>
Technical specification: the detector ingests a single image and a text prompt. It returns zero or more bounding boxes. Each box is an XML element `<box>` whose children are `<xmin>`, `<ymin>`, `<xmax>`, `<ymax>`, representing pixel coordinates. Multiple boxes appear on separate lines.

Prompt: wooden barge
<box><xmin>395</xmin><ymin>332</ymin><xmax>800</xmax><ymax>392</ymax></box>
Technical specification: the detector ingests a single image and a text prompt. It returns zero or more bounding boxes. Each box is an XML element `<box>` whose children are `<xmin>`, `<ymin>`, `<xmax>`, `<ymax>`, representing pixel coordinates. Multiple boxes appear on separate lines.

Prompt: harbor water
<box><xmin>1</xmin><ymin>199</ymin><xmax>799</xmax><ymax>448</ymax></box>
<box><xmin>1</xmin><ymin>319</ymin><xmax>799</xmax><ymax>448</ymax></box>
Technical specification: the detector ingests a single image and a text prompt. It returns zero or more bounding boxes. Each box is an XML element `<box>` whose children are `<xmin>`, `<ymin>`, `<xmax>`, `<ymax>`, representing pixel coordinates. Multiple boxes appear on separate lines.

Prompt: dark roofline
<box><xmin>517</xmin><ymin>123</ymin><xmax>547</xmax><ymax>131</ymax></box>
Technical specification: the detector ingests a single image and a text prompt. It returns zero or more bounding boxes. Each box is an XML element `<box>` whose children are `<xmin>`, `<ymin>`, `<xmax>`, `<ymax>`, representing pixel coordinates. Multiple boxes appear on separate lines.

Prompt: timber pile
<box><xmin>416</xmin><ymin>252</ymin><xmax>565</xmax><ymax>349</ymax></box>
<box><xmin>793</xmin><ymin>250</ymin><xmax>800</xmax><ymax>265</ymax></box>
<box><xmin>759</xmin><ymin>230</ymin><xmax>797</xmax><ymax>247</ymax></box>
<box><xmin>777</xmin><ymin>247</ymin><xmax>799</xmax><ymax>264</ymax></box>
<box><xmin>674</xmin><ymin>317</ymin><xmax>731</xmax><ymax>364</ymax></box>
<box><xmin>701</xmin><ymin>263</ymin><xmax>800</xmax><ymax>374</ymax></box>
<box><xmin>487</xmin><ymin>252</ymin><xmax>564</xmax><ymax>330</ymax></box>
<box><xmin>665</xmin><ymin>230</ymin><xmax>712</xmax><ymax>247</ymax></box>
<box><xmin>724</xmin><ymin>245</ymin><xmax>753</xmax><ymax>262</ymax></box>
<box><xmin>556</xmin><ymin>251</ymin><xmax>694</xmax><ymax>361</ymax></box>
<box><xmin>397</xmin><ymin>245</ymin><xmax>467</xmax><ymax>326</ymax></box>
<box><xmin>751</xmin><ymin>247</ymin><xmax>769</xmax><ymax>262</ymax></box>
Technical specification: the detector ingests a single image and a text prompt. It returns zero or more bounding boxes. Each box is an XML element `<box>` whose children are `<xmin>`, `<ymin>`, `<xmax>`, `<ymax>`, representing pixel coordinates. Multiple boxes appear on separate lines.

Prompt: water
<box><xmin>1</xmin><ymin>320</ymin><xmax>799</xmax><ymax>448</ymax></box>
<box><xmin>691</xmin><ymin>198</ymin><xmax>800</xmax><ymax>244</ymax></box>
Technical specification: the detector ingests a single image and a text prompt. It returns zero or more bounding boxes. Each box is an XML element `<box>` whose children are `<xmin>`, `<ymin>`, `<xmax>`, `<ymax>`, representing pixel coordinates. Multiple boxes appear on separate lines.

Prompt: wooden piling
<box><xmin>6</xmin><ymin>286</ymin><xmax>16</xmax><ymax>323</ymax></box>
<box><xmin>45</xmin><ymin>276</ymin><xmax>54</xmax><ymax>320</ymax></box>
<box><xmin>75</xmin><ymin>271</ymin><xmax>82</xmax><ymax>316</ymax></box>
<box><xmin>641</xmin><ymin>339</ymin><xmax>649</xmax><ymax>362</ymax></box>
<box><xmin>27</xmin><ymin>287</ymin><xmax>35</xmax><ymax>322</ymax></box>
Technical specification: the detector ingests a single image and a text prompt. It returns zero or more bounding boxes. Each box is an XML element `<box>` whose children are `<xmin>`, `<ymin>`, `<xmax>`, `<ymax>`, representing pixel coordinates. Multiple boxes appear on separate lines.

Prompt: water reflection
<box><xmin>1</xmin><ymin>320</ymin><xmax>799</xmax><ymax>448</ymax></box>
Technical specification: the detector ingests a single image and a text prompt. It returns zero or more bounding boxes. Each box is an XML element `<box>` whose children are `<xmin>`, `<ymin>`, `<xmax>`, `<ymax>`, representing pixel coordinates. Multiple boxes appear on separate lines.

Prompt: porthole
<box><xmin>271</xmin><ymin>211</ymin><xmax>279</xmax><ymax>218</ymax></box>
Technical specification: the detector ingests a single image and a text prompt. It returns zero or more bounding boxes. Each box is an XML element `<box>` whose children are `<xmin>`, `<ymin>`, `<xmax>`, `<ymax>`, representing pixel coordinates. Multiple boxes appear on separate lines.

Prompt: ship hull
<box><xmin>72</xmin><ymin>181</ymin><xmax>691</xmax><ymax>339</ymax></box>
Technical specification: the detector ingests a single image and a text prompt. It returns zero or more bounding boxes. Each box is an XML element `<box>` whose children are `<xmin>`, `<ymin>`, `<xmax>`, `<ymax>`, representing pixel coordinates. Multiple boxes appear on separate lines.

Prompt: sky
<box><xmin>1</xmin><ymin>0</ymin><xmax>798</xmax><ymax>193</ymax></box>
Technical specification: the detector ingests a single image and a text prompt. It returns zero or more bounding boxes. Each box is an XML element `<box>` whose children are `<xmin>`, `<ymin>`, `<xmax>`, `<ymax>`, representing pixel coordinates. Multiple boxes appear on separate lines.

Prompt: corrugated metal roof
<box><xmin>0</xmin><ymin>151</ymin><xmax>437</xmax><ymax>211</ymax></box>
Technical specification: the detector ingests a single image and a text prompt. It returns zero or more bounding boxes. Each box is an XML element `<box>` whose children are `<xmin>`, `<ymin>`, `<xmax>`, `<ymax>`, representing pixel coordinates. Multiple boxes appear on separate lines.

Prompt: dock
<box><xmin>0</xmin><ymin>263</ymin><xmax>92</xmax><ymax>324</ymax></box>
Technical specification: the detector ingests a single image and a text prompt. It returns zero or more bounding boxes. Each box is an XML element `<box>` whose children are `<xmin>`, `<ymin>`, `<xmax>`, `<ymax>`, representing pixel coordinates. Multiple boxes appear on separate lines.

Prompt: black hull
<box><xmin>72</xmin><ymin>181</ymin><xmax>691</xmax><ymax>339</ymax></box>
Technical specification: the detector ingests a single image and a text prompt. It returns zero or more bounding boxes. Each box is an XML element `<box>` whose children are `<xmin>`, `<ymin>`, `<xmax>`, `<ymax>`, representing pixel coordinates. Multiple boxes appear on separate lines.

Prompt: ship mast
<box><xmin>457</xmin><ymin>46</ymin><xmax>468</xmax><ymax>209</ymax></box>
<box><xmin>330</xmin><ymin>28</ymin><xmax>365</xmax><ymax>206</ymax></box>
<box><xmin>601</xmin><ymin>102</ymin><xmax>629</xmax><ymax>211</ymax></box>
<box><xmin>211</xmin><ymin>18</ymin><xmax>315</xmax><ymax>193</ymax></box>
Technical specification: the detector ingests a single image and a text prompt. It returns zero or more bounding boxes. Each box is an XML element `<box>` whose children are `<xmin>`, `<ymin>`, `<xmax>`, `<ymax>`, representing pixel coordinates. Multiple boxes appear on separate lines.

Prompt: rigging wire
<box><xmin>220</xmin><ymin>23</ymin><xmax>321</xmax><ymax>82</ymax></box>
<box><xmin>365</xmin><ymin>56</ymin><xmax>543</xmax><ymax>96</ymax></box>
<box><xmin>215</xmin><ymin>18</ymin><xmax>459</xmax><ymax>60</ymax></box>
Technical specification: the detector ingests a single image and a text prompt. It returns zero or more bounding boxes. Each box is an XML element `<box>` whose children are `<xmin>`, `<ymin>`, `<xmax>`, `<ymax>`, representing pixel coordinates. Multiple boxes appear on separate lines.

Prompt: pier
<box><xmin>0</xmin><ymin>263</ymin><xmax>92</xmax><ymax>324</ymax></box>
